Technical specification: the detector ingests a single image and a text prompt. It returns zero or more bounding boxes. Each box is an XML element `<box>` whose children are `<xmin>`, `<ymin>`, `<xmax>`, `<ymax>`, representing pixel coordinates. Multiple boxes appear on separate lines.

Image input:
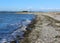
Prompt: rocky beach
<box><xmin>19</xmin><ymin>12</ymin><xmax>60</xmax><ymax>43</ymax></box>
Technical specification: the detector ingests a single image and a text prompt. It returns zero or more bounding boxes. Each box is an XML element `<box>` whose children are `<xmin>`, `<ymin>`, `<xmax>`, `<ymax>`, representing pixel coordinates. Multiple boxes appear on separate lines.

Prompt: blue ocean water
<box><xmin>0</xmin><ymin>14</ymin><xmax>36</xmax><ymax>43</ymax></box>
<box><xmin>0</xmin><ymin>14</ymin><xmax>36</xmax><ymax>33</ymax></box>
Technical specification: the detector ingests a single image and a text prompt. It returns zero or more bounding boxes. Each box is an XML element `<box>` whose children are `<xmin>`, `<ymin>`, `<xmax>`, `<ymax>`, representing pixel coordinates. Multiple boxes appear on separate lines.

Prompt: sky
<box><xmin>0</xmin><ymin>0</ymin><xmax>60</xmax><ymax>11</ymax></box>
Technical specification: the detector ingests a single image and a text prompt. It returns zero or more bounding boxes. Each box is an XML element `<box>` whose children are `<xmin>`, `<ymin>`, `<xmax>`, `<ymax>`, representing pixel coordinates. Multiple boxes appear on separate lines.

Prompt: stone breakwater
<box><xmin>20</xmin><ymin>12</ymin><xmax>60</xmax><ymax>43</ymax></box>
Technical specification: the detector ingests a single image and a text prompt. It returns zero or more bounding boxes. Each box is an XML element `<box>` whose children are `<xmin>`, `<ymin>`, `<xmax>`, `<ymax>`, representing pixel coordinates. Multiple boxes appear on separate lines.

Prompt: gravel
<box><xmin>20</xmin><ymin>13</ymin><xmax>60</xmax><ymax>43</ymax></box>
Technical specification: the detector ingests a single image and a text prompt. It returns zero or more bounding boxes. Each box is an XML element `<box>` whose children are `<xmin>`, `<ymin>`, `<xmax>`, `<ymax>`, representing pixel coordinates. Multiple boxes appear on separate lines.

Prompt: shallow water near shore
<box><xmin>0</xmin><ymin>13</ymin><xmax>36</xmax><ymax>43</ymax></box>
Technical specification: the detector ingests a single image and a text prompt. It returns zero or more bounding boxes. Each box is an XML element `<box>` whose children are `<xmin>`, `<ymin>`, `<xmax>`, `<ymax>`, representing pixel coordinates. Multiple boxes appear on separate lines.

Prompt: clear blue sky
<box><xmin>0</xmin><ymin>0</ymin><xmax>60</xmax><ymax>11</ymax></box>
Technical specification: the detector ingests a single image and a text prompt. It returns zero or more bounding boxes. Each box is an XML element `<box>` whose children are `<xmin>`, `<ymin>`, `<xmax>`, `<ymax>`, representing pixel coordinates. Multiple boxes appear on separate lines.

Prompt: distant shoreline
<box><xmin>0</xmin><ymin>11</ymin><xmax>60</xmax><ymax>14</ymax></box>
